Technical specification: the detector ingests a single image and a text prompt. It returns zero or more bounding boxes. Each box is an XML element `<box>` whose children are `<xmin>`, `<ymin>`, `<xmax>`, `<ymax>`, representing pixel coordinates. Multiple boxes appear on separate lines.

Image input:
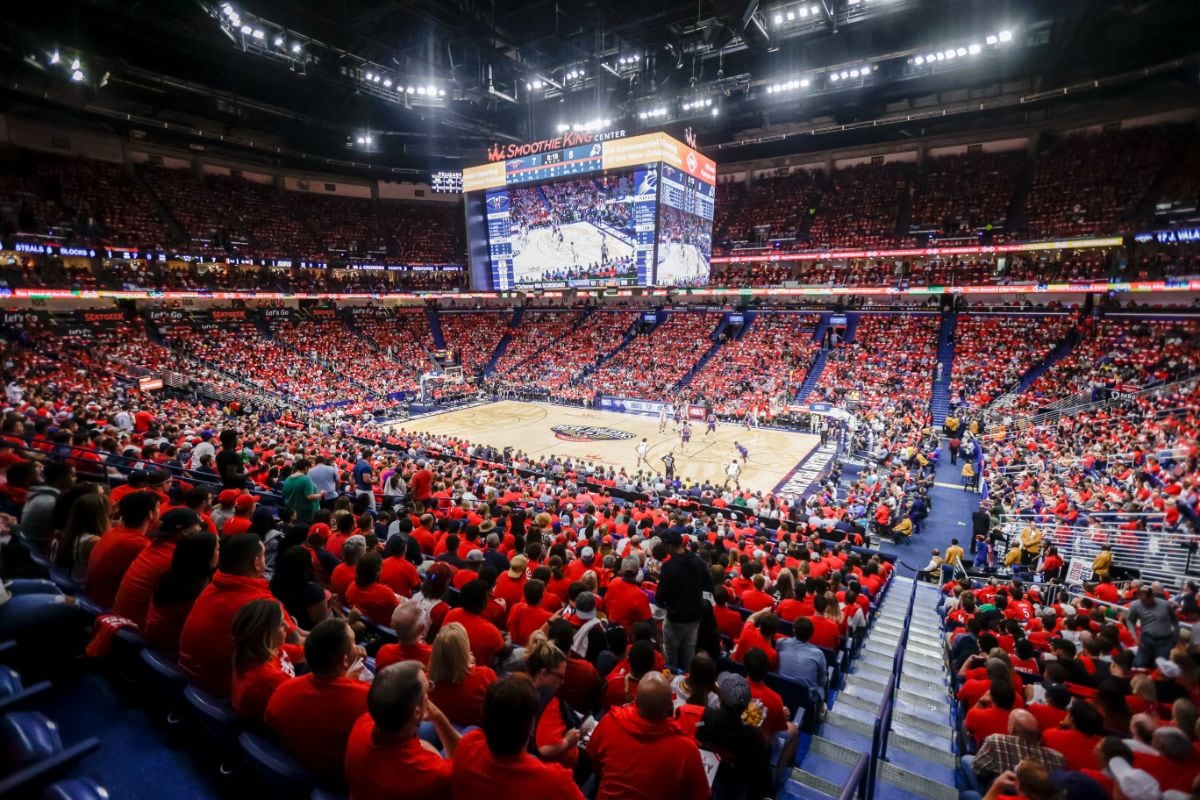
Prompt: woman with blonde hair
<box><xmin>427</xmin><ymin>621</ymin><xmax>497</xmax><ymax>728</ymax></box>
<box><xmin>230</xmin><ymin>599</ymin><xmax>296</xmax><ymax>722</ymax></box>
<box><xmin>526</xmin><ymin>631</ymin><xmax>583</xmax><ymax>772</ymax></box>
<box><xmin>1126</xmin><ymin>674</ymin><xmax>1159</xmax><ymax>717</ymax></box>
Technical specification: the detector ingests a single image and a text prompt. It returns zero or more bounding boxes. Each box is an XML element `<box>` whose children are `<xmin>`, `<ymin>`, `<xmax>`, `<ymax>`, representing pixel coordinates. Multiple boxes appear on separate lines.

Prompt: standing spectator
<box><xmin>410</xmin><ymin>460</ymin><xmax>433</xmax><ymax>504</ymax></box>
<box><xmin>281</xmin><ymin>459</ymin><xmax>322</xmax><ymax>526</ymax></box>
<box><xmin>353</xmin><ymin>449</ymin><xmax>376</xmax><ymax>511</ymax></box>
<box><xmin>265</xmin><ymin>618</ymin><xmax>370</xmax><ymax>784</ymax></box>
<box><xmin>1126</xmin><ymin>585</ymin><xmax>1179</xmax><ymax>668</ymax></box>
<box><xmin>449</xmin><ymin>675</ymin><xmax>585</xmax><ymax>799</ymax></box>
<box><xmin>215</xmin><ymin>429</ymin><xmax>247</xmax><ymax>490</ymax></box>
<box><xmin>587</xmin><ymin>671</ymin><xmax>709</xmax><ymax>800</ymax></box>
<box><xmin>308</xmin><ymin>456</ymin><xmax>339</xmax><ymax>506</ymax></box>
<box><xmin>654</xmin><ymin>530</ymin><xmax>713</xmax><ymax>670</ymax></box>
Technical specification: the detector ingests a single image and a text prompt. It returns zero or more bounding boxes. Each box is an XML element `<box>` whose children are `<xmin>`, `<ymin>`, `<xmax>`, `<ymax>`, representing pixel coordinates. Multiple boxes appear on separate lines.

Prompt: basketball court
<box><xmin>512</xmin><ymin>221</ymin><xmax>633</xmax><ymax>282</ymax></box>
<box><xmin>390</xmin><ymin>400</ymin><xmax>820</xmax><ymax>494</ymax></box>
<box><xmin>656</xmin><ymin>241</ymin><xmax>709</xmax><ymax>286</ymax></box>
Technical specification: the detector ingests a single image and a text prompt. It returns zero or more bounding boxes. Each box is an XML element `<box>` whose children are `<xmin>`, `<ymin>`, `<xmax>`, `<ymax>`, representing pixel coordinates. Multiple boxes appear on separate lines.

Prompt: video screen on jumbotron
<box><xmin>463</xmin><ymin>132</ymin><xmax>716</xmax><ymax>290</ymax></box>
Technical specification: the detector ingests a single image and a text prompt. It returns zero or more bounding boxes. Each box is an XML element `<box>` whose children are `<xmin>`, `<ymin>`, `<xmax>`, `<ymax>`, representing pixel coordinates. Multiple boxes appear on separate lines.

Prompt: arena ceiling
<box><xmin>2</xmin><ymin>0</ymin><xmax>1198</xmax><ymax>173</ymax></box>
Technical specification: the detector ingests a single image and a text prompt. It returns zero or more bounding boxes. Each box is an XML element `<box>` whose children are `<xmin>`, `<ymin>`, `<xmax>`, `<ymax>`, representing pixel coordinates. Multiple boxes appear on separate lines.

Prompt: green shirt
<box><xmin>282</xmin><ymin>472</ymin><xmax>319</xmax><ymax>524</ymax></box>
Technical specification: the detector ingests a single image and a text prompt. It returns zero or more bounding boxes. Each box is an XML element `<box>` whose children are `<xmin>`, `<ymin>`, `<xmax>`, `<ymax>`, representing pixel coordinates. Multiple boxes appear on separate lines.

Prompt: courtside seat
<box><xmin>42</xmin><ymin>777</ymin><xmax>110</xmax><ymax>800</ymax></box>
<box><xmin>0</xmin><ymin>711</ymin><xmax>100</xmax><ymax>799</ymax></box>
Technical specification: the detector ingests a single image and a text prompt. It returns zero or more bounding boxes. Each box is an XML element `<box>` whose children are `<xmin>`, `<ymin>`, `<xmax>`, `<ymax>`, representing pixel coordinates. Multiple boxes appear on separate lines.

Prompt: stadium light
<box><xmin>773</xmin><ymin>13</ymin><xmax>783</xmax><ymax>25</ymax></box>
<box><xmin>252</xmin><ymin>29</ymin><xmax>265</xmax><ymax>39</ymax></box>
<box><xmin>998</xmin><ymin>30</ymin><xmax>1012</xmax><ymax>42</ymax></box>
<box><xmin>968</xmin><ymin>43</ymin><xmax>982</xmax><ymax>55</ymax></box>
<box><xmin>70</xmin><ymin>69</ymin><xmax>85</xmax><ymax>82</ymax></box>
<box><xmin>49</xmin><ymin>50</ymin><xmax>61</xmax><ymax>65</ymax></box>
<box><xmin>711</xmin><ymin>107</ymin><xmax>719</xmax><ymax>116</ymax></box>
<box><xmin>291</xmin><ymin>42</ymin><xmax>302</xmax><ymax>53</ymax></box>
<box><xmin>240</xmin><ymin>24</ymin><xmax>252</xmax><ymax>35</ymax></box>
<box><xmin>382</xmin><ymin>78</ymin><xmax>392</xmax><ymax>88</ymax></box>
<box><xmin>70</xmin><ymin>57</ymin><xmax>81</xmax><ymax>70</ymax></box>
<box><xmin>985</xmin><ymin>34</ymin><xmax>998</xmax><ymax>45</ymax></box>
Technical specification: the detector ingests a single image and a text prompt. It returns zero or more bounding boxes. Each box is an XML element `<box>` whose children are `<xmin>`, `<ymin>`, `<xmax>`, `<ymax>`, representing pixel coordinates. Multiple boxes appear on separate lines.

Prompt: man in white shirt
<box><xmin>725</xmin><ymin>459</ymin><xmax>741</xmax><ymax>488</ymax></box>
<box><xmin>636</xmin><ymin>438</ymin><xmax>650</xmax><ymax>468</ymax></box>
<box><xmin>189</xmin><ymin>431</ymin><xmax>216</xmax><ymax>470</ymax></box>
<box><xmin>114</xmin><ymin>408</ymin><xmax>133</xmax><ymax>432</ymax></box>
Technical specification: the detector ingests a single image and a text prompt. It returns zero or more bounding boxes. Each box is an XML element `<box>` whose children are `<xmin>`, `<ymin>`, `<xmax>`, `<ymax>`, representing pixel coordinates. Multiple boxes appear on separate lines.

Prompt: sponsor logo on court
<box><xmin>551</xmin><ymin>425</ymin><xmax>635</xmax><ymax>442</ymax></box>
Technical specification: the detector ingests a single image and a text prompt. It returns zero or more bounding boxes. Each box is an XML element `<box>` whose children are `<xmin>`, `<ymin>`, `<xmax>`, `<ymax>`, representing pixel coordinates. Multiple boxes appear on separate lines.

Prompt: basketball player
<box><xmin>705</xmin><ymin>411</ymin><xmax>718</xmax><ymax>436</ymax></box>
<box><xmin>735</xmin><ymin>441</ymin><xmax>749</xmax><ymax>462</ymax></box>
<box><xmin>748</xmin><ymin>406</ymin><xmax>760</xmax><ymax>430</ymax></box>
<box><xmin>725</xmin><ymin>458</ymin><xmax>741</xmax><ymax>489</ymax></box>
<box><xmin>658</xmin><ymin>404</ymin><xmax>668</xmax><ymax>433</ymax></box>
<box><xmin>636</xmin><ymin>437</ymin><xmax>650</xmax><ymax>468</ymax></box>
<box><xmin>680</xmin><ymin>420</ymin><xmax>692</xmax><ymax>452</ymax></box>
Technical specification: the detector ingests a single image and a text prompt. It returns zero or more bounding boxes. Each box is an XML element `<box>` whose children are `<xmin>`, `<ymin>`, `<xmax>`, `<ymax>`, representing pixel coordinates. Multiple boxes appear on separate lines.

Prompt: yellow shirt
<box><xmin>945</xmin><ymin>545</ymin><xmax>964</xmax><ymax>566</ymax></box>
<box><xmin>1092</xmin><ymin>551</ymin><xmax>1112</xmax><ymax>577</ymax></box>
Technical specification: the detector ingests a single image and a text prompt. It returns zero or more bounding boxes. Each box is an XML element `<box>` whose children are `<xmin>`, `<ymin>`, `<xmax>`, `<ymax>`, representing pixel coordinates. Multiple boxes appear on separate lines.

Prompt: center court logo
<box><xmin>551</xmin><ymin>425</ymin><xmax>635</xmax><ymax>442</ymax></box>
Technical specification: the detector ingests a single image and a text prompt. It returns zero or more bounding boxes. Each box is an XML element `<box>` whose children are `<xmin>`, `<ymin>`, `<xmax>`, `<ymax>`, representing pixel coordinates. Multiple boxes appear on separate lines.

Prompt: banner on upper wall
<box><xmin>598</xmin><ymin>396</ymin><xmax>706</xmax><ymax>419</ymax></box>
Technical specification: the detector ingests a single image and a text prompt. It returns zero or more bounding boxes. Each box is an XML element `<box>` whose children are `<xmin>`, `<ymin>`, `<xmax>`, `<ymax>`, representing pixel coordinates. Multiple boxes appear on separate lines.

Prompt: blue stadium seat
<box><xmin>0</xmin><ymin>711</ymin><xmax>100</xmax><ymax>798</ymax></box>
<box><xmin>238</xmin><ymin>732</ymin><xmax>317</xmax><ymax>800</ymax></box>
<box><xmin>42</xmin><ymin>777</ymin><xmax>110</xmax><ymax>800</ymax></box>
<box><xmin>0</xmin><ymin>664</ymin><xmax>52</xmax><ymax>714</ymax></box>
<box><xmin>138</xmin><ymin>649</ymin><xmax>190</xmax><ymax>726</ymax></box>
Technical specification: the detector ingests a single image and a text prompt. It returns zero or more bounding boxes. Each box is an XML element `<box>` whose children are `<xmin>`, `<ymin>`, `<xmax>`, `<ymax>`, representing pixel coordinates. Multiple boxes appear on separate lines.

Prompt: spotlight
<box><xmin>935</xmin><ymin>52</ymin><xmax>945</xmax><ymax>61</ymax></box>
<box><xmin>240</xmin><ymin>24</ymin><xmax>252</xmax><ymax>35</ymax></box>
<box><xmin>274</xmin><ymin>35</ymin><xmax>284</xmax><ymax>47</ymax></box>
<box><xmin>406</xmin><ymin>86</ymin><xmax>414</xmax><ymax>93</ymax></box>
<box><xmin>766</xmin><ymin>86</ymin><xmax>774</xmax><ymax>94</ymax></box>
<box><xmin>364</xmin><ymin>135</ymin><xmax>373</xmax><ymax>144</ymax></box>
<box><xmin>416</xmin><ymin>87</ymin><xmax>426</xmax><ymax>95</ymax></box>
<box><xmin>998</xmin><ymin>30</ymin><xmax>1012</xmax><ymax>43</ymax></box>
<box><xmin>773</xmin><ymin>13</ymin><xmax>783</xmax><ymax>25</ymax></box>
<box><xmin>968</xmin><ymin>43</ymin><xmax>982</xmax><ymax>55</ymax></box>
<box><xmin>365</xmin><ymin>72</ymin><xmax>374</xmax><ymax>81</ymax></box>
<box><xmin>926</xmin><ymin>53</ymin><xmax>937</xmax><ymax>63</ymax></box>
<box><xmin>798</xmin><ymin>7</ymin><xmax>807</xmax><ymax>17</ymax></box>
<box><xmin>603</xmin><ymin>118</ymin><xmax>611</xmax><ymax>126</ymax></box>
<box><xmin>291</xmin><ymin>42</ymin><xmax>302</xmax><ymax>53</ymax></box>
<box><xmin>711</xmin><ymin>107</ymin><xmax>719</xmax><ymax>116</ymax></box>
<box><xmin>811</xmin><ymin>4</ymin><xmax>819</xmax><ymax>14</ymax></box>
<box><xmin>251</xmin><ymin>29</ymin><xmax>265</xmax><ymax>40</ymax></box>
<box><xmin>70</xmin><ymin>69</ymin><xmax>84</xmax><ymax>82</ymax></box>
<box><xmin>800</xmin><ymin>78</ymin><xmax>809</xmax><ymax>87</ymax></box>
<box><xmin>955</xmin><ymin>47</ymin><xmax>967</xmax><ymax>57</ymax></box>
<box><xmin>355</xmin><ymin>136</ymin><xmax>365</xmax><ymax>144</ymax></box>
<box><xmin>945</xmin><ymin>49</ymin><xmax>957</xmax><ymax>60</ymax></box>
<box><xmin>840</xmin><ymin>70</ymin><xmax>849</xmax><ymax>79</ymax></box>
<box><xmin>70</xmin><ymin>57</ymin><xmax>81</xmax><ymax>70</ymax></box>
<box><xmin>986</xmin><ymin>35</ymin><xmax>998</xmax><ymax>45</ymax></box>
<box><xmin>49</xmin><ymin>51</ymin><xmax>61</xmax><ymax>65</ymax></box>
<box><xmin>438</xmin><ymin>89</ymin><xmax>446</xmax><ymax>97</ymax></box>
<box><xmin>829</xmin><ymin>73</ymin><xmax>839</xmax><ymax>82</ymax></box>
<box><xmin>914</xmin><ymin>55</ymin><xmax>925</xmax><ymax>65</ymax></box>
<box><xmin>850</xmin><ymin>68</ymin><xmax>859</xmax><ymax>77</ymax></box>
<box><xmin>383</xmin><ymin>78</ymin><xmax>392</xmax><ymax>88</ymax></box>
<box><xmin>787</xmin><ymin>11</ymin><xmax>795</xmax><ymax>20</ymax></box>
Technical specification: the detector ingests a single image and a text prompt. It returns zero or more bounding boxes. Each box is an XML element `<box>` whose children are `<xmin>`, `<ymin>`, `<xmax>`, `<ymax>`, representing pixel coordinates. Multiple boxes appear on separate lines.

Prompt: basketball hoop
<box><xmin>418</xmin><ymin>366</ymin><xmax>465</xmax><ymax>402</ymax></box>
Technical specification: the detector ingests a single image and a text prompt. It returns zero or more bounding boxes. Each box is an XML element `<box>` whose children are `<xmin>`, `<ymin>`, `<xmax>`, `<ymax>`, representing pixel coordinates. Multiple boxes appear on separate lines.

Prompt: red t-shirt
<box><xmin>222</xmin><ymin>516</ymin><xmax>252</xmax><ymax>537</ymax></box>
<box><xmin>739</xmin><ymin>589</ymin><xmax>776</xmax><ymax>613</ymax></box>
<box><xmin>713</xmin><ymin>605</ymin><xmax>744</xmax><ymax>640</ymax></box>
<box><xmin>604</xmin><ymin>580</ymin><xmax>652</xmax><ymax>632</ymax></box>
<box><xmin>1041</xmin><ymin>729</ymin><xmax>1102</xmax><ymax>771</ymax></box>
<box><xmin>507</xmin><ymin>602</ymin><xmax>553</xmax><ymax>647</ymax></box>
<box><xmin>86</xmin><ymin>525</ymin><xmax>150</xmax><ymax>608</ymax></box>
<box><xmin>731</xmin><ymin>620</ymin><xmax>779</xmax><ymax>671</ymax></box>
<box><xmin>561</xmin><ymin>657</ymin><xmax>604</xmax><ymax>714</ymax></box>
<box><xmin>265</xmin><ymin>673</ymin><xmax>369</xmax><ymax>783</ymax></box>
<box><xmin>535</xmin><ymin>694</ymin><xmax>579</xmax><ymax>770</ymax></box>
<box><xmin>450</xmin><ymin>728</ymin><xmax>584</xmax><ymax>800</ymax></box>
<box><xmin>380</xmin><ymin>556</ymin><xmax>421</xmax><ymax>598</ymax></box>
<box><xmin>142</xmin><ymin>597</ymin><xmax>194</xmax><ymax>656</ymax></box>
<box><xmin>428</xmin><ymin>666</ymin><xmax>496</xmax><ymax>728</ymax></box>
<box><xmin>1026</xmin><ymin>703</ymin><xmax>1068</xmax><ymax>734</ymax></box>
<box><xmin>330</xmin><ymin>563</ymin><xmax>356</xmax><ymax>602</ymax></box>
<box><xmin>749</xmin><ymin>678</ymin><xmax>790</xmax><ymax>737</ymax></box>
<box><xmin>374</xmin><ymin>641</ymin><xmax>432</xmax><ymax>671</ymax></box>
<box><xmin>491</xmin><ymin>572</ymin><xmax>527</xmax><ymax>609</ymax></box>
<box><xmin>345</xmin><ymin>715</ymin><xmax>453</xmax><ymax>800</ymax></box>
<box><xmin>587</xmin><ymin>704</ymin><xmax>709</xmax><ymax>800</ymax></box>
<box><xmin>442</xmin><ymin>608</ymin><xmax>505</xmax><ymax>667</ymax></box>
<box><xmin>232</xmin><ymin>652</ymin><xmax>295</xmax><ymax>722</ymax></box>
<box><xmin>112</xmin><ymin>537</ymin><xmax>177</xmax><ymax>627</ymax></box>
<box><xmin>345</xmin><ymin>581</ymin><xmax>399</xmax><ymax>626</ymax></box>
<box><xmin>411</xmin><ymin>469</ymin><xmax>433</xmax><ymax>502</ymax></box>
<box><xmin>178</xmin><ymin>571</ymin><xmax>292</xmax><ymax>697</ymax></box>
<box><xmin>965</xmin><ymin>705</ymin><xmax>1012</xmax><ymax>747</ymax></box>
<box><xmin>807</xmin><ymin>616</ymin><xmax>842</xmax><ymax>650</ymax></box>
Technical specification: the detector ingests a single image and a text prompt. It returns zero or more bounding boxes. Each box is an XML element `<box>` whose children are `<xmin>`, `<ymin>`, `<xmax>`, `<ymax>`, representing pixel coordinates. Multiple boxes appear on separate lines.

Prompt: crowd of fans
<box><xmin>686</xmin><ymin>314</ymin><xmax>822</xmax><ymax>418</ymax></box>
<box><xmin>577</xmin><ymin>312</ymin><xmax>724</xmax><ymax>400</ymax></box>
<box><xmin>950</xmin><ymin>314</ymin><xmax>1079</xmax><ymax>408</ymax></box>
<box><xmin>812</xmin><ymin>313</ymin><xmax>940</xmax><ymax>412</ymax></box>
<box><xmin>717</xmin><ymin>170</ymin><xmax>822</xmax><ymax>244</ymax></box>
<box><xmin>805</xmin><ymin>163</ymin><xmax>911</xmax><ymax>251</ymax></box>
<box><xmin>440</xmin><ymin>312</ymin><xmax>515</xmax><ymax>376</ymax></box>
<box><xmin>908</xmin><ymin>151</ymin><xmax>1023</xmax><ymax>240</ymax></box>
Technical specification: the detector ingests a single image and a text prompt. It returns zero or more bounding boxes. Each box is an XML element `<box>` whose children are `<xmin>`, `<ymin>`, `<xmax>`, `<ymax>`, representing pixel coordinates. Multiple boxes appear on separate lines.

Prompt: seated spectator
<box><xmin>526</xmin><ymin>632</ymin><xmax>582</xmax><ymax>773</ymax></box>
<box><xmin>966</xmin><ymin>708</ymin><xmax>1065</xmax><ymax>789</ymax></box>
<box><xmin>507</xmin><ymin>579</ymin><xmax>553</xmax><ymax>647</ymax></box>
<box><xmin>85</xmin><ymin>491</ymin><xmax>160</xmax><ymax>608</ymax></box>
<box><xmin>1041</xmin><ymin>699</ymin><xmax>1107</xmax><ymax>770</ymax></box>
<box><xmin>449</xmin><ymin>674</ymin><xmax>584</xmax><ymax>798</ymax></box>
<box><xmin>427</xmin><ymin>621</ymin><xmax>497</xmax><ymax>728</ymax></box>
<box><xmin>143</xmin><ymin>532</ymin><xmax>218</xmax><ymax>655</ymax></box>
<box><xmin>344</xmin><ymin>661</ymin><xmax>461</xmax><ymax>800</ymax></box>
<box><xmin>113</xmin><ymin>508</ymin><xmax>204</xmax><ymax>628</ymax></box>
<box><xmin>731</xmin><ymin>608</ymin><xmax>780</xmax><ymax>670</ymax></box>
<box><xmin>696</xmin><ymin>672</ymin><xmax>771</xmax><ymax>800</ymax></box>
<box><xmin>602</xmin><ymin>640</ymin><xmax>657</xmax><ymax>709</ymax></box>
<box><xmin>965</xmin><ymin>679</ymin><xmax>1018</xmax><ymax>748</ymax></box>
<box><xmin>178</xmin><ymin>533</ymin><xmax>294</xmax><ymax>696</ymax></box>
<box><xmin>379</xmin><ymin>535</ymin><xmax>421</xmax><ymax>598</ymax></box>
<box><xmin>344</xmin><ymin>552</ymin><xmax>399</xmax><ymax>626</ymax></box>
<box><xmin>442</xmin><ymin>579</ymin><xmax>507</xmax><ymax>668</ymax></box>
<box><xmin>19</xmin><ymin>461</ymin><xmax>75</xmax><ymax>556</ymax></box>
<box><xmin>270</xmin><ymin>545</ymin><xmax>332</xmax><ymax>630</ymax></box>
<box><xmin>603</xmin><ymin>557</ymin><xmax>652</xmax><ymax>633</ymax></box>
<box><xmin>231</xmin><ymin>599</ymin><xmax>297</xmax><ymax>722</ymax></box>
<box><xmin>265</xmin><ymin>618</ymin><xmax>369</xmax><ymax>785</ymax></box>
<box><xmin>329</xmin><ymin>536</ymin><xmax>366</xmax><ymax>603</ymax></box>
<box><xmin>51</xmin><ymin>488</ymin><xmax>109</xmax><ymax>585</ymax></box>
<box><xmin>744</xmin><ymin>647</ymin><xmax>798</xmax><ymax>740</ymax></box>
<box><xmin>776</xmin><ymin>617</ymin><xmax>828</xmax><ymax>703</ymax></box>
<box><xmin>375</xmin><ymin>602</ymin><xmax>432</xmax><ymax>671</ymax></box>
<box><xmin>588</xmin><ymin>671</ymin><xmax>709</xmax><ymax>800</ymax></box>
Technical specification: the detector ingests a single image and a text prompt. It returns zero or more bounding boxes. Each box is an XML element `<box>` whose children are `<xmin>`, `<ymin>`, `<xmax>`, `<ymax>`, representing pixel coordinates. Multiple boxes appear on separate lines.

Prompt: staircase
<box><xmin>930</xmin><ymin>312</ymin><xmax>957</xmax><ymax>425</ymax></box>
<box><xmin>425</xmin><ymin>306</ymin><xmax>446</xmax><ymax>349</ymax></box>
<box><xmin>129</xmin><ymin>165</ymin><xmax>189</xmax><ymax>245</ymax></box>
<box><xmin>482</xmin><ymin>307</ymin><xmax>524</xmax><ymax>376</ymax></box>
<box><xmin>735</xmin><ymin>311</ymin><xmax>756</xmax><ymax>341</ymax></box>
<box><xmin>794</xmin><ymin>352</ymin><xmax>829</xmax><ymax>404</ymax></box>
<box><xmin>1004</xmin><ymin>149</ymin><xmax>1038</xmax><ymax>235</ymax></box>
<box><xmin>1016</xmin><ymin>325</ymin><xmax>1079</xmax><ymax>392</ymax></box>
<box><xmin>536</xmin><ymin>187</ymin><xmax>554</xmax><ymax>215</ymax></box>
<box><xmin>782</xmin><ymin>577</ymin><xmax>958</xmax><ymax>800</ymax></box>
<box><xmin>870</xmin><ymin>582</ymin><xmax>958</xmax><ymax>800</ymax></box>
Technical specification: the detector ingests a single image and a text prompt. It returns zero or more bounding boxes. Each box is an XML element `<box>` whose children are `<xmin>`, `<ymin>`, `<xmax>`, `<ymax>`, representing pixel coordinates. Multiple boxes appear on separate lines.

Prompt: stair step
<box><xmin>778</xmin><ymin>780</ymin><xmax>839</xmax><ymax>800</ymax></box>
<box><xmin>898</xmin><ymin>673</ymin><xmax>947</xmax><ymax>695</ymax></box>
<box><xmin>853</xmin><ymin>662</ymin><xmax>894</xmax><ymax>682</ymax></box>
<box><xmin>902</xmin><ymin>654</ymin><xmax>945</xmax><ymax>672</ymax></box>
<box><xmin>836</xmin><ymin>691</ymin><xmax>882</xmax><ymax>714</ymax></box>
<box><xmin>898</xmin><ymin>687</ymin><xmax>947</xmax><ymax>709</ymax></box>
<box><xmin>818</xmin><ymin>721</ymin><xmax>874</xmax><ymax>752</ymax></box>
<box><xmin>844</xmin><ymin>673</ymin><xmax>889</xmax><ymax>695</ymax></box>
<box><xmin>823</xmin><ymin>710</ymin><xmax>876</xmax><ymax>738</ymax></box>
<box><xmin>827</xmin><ymin>700</ymin><xmax>878</xmax><ymax>727</ymax></box>
<box><xmin>890</xmin><ymin>714</ymin><xmax>954</xmax><ymax>746</ymax></box>
<box><xmin>876</xmin><ymin>759</ymin><xmax>959</xmax><ymax>800</ymax></box>
<box><xmin>888</xmin><ymin>733</ymin><xmax>959</xmax><ymax>768</ymax></box>
<box><xmin>894</xmin><ymin>697</ymin><xmax>950</xmax><ymax>724</ymax></box>
<box><xmin>791</xmin><ymin>767</ymin><xmax>845</xmax><ymax>797</ymax></box>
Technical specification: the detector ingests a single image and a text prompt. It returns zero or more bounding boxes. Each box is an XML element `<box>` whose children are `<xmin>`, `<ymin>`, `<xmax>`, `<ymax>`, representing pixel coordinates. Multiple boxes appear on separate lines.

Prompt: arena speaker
<box><xmin>705</xmin><ymin>0</ymin><xmax>773</xmax><ymax>53</ymax></box>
